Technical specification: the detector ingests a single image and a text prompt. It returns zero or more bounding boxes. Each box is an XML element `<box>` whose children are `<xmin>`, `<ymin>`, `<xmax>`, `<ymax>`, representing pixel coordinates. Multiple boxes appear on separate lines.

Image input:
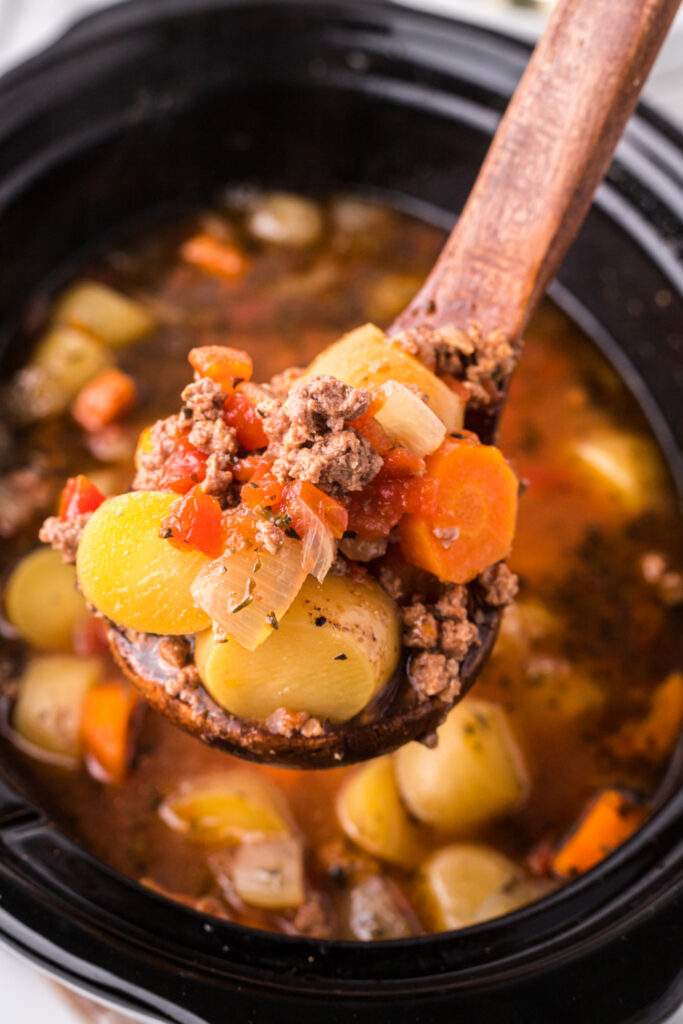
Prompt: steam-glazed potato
<box><xmin>195</xmin><ymin>574</ymin><xmax>400</xmax><ymax>723</ymax></box>
<box><xmin>13</xmin><ymin>654</ymin><xmax>102</xmax><ymax>760</ymax></box>
<box><xmin>24</xmin><ymin>325</ymin><xmax>113</xmax><ymax>417</ymax></box>
<box><xmin>474</xmin><ymin>877</ymin><xmax>558</xmax><ymax>924</ymax></box>
<box><xmin>5</xmin><ymin>548</ymin><xmax>87</xmax><ymax>651</ymax></box>
<box><xmin>569</xmin><ymin>428</ymin><xmax>665</xmax><ymax>515</ymax></box>
<box><xmin>54</xmin><ymin>281</ymin><xmax>154</xmax><ymax>348</ymax></box>
<box><xmin>416</xmin><ymin>843</ymin><xmax>521</xmax><ymax>931</ymax></box>
<box><xmin>76</xmin><ymin>491</ymin><xmax>211</xmax><ymax>635</ymax></box>
<box><xmin>306</xmin><ymin>324</ymin><xmax>464</xmax><ymax>431</ymax></box>
<box><xmin>159</xmin><ymin>770</ymin><xmax>294</xmax><ymax>845</ymax></box>
<box><xmin>394</xmin><ymin>699</ymin><xmax>528</xmax><ymax>834</ymax></box>
<box><xmin>230</xmin><ymin>837</ymin><xmax>305</xmax><ymax>910</ymax></box>
<box><xmin>337</xmin><ymin>757</ymin><xmax>426</xmax><ymax>869</ymax></box>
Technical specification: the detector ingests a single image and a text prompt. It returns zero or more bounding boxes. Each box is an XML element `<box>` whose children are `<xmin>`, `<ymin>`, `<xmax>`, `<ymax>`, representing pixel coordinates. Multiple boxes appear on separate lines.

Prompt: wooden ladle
<box><xmin>110</xmin><ymin>0</ymin><xmax>681</xmax><ymax>767</ymax></box>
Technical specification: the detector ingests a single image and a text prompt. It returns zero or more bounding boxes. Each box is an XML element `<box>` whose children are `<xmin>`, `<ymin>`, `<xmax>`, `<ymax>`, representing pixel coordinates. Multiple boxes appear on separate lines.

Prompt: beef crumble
<box><xmin>39</xmin><ymin>513</ymin><xmax>91</xmax><ymax>564</ymax></box>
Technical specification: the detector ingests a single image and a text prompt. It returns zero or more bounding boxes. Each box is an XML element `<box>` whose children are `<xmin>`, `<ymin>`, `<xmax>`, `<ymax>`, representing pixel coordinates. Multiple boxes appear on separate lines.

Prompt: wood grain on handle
<box><xmin>393</xmin><ymin>0</ymin><xmax>681</xmax><ymax>341</ymax></box>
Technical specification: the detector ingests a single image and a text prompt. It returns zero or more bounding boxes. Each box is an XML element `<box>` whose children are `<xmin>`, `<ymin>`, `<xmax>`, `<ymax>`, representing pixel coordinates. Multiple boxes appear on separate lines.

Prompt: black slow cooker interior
<box><xmin>0</xmin><ymin>2</ymin><xmax>681</xmax><ymax>1022</ymax></box>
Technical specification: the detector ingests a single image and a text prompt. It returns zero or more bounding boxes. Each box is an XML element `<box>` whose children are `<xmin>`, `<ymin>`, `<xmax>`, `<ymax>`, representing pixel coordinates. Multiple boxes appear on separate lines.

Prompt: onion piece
<box><xmin>191</xmin><ymin>536</ymin><xmax>307</xmax><ymax>651</ymax></box>
<box><xmin>230</xmin><ymin>836</ymin><xmax>305</xmax><ymax>910</ymax></box>
<box><xmin>295</xmin><ymin>501</ymin><xmax>337</xmax><ymax>583</ymax></box>
<box><xmin>374</xmin><ymin>381</ymin><xmax>450</xmax><ymax>456</ymax></box>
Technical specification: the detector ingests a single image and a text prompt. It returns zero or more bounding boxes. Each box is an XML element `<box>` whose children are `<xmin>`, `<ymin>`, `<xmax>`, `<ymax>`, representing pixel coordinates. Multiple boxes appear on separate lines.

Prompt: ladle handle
<box><xmin>393</xmin><ymin>0</ymin><xmax>681</xmax><ymax>340</ymax></box>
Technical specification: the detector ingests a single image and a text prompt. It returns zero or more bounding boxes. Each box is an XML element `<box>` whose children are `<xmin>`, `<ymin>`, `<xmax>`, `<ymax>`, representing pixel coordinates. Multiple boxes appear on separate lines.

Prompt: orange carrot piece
<box><xmin>608</xmin><ymin>673</ymin><xmax>683</xmax><ymax>763</ymax></box>
<box><xmin>181</xmin><ymin>233</ymin><xmax>250</xmax><ymax>281</ymax></box>
<box><xmin>399</xmin><ymin>437</ymin><xmax>518</xmax><ymax>583</ymax></box>
<box><xmin>72</xmin><ymin>368</ymin><xmax>136</xmax><ymax>432</ymax></box>
<box><xmin>552</xmin><ymin>789</ymin><xmax>647</xmax><ymax>879</ymax></box>
<box><xmin>189</xmin><ymin>344</ymin><xmax>253</xmax><ymax>388</ymax></box>
<box><xmin>81</xmin><ymin>681</ymin><xmax>139</xmax><ymax>784</ymax></box>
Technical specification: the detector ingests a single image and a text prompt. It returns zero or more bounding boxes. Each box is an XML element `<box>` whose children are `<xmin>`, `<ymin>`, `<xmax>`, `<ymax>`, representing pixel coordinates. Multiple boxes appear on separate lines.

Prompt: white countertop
<box><xmin>0</xmin><ymin>2</ymin><xmax>681</xmax><ymax>1021</ymax></box>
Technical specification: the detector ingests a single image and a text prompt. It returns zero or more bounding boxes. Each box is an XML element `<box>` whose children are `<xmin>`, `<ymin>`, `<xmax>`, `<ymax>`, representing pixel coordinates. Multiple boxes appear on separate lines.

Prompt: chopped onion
<box><xmin>191</xmin><ymin>536</ymin><xmax>307</xmax><ymax>651</ymax></box>
<box><xmin>374</xmin><ymin>381</ymin><xmax>449</xmax><ymax>456</ymax></box>
<box><xmin>230</xmin><ymin>837</ymin><xmax>305</xmax><ymax>910</ymax></box>
<box><xmin>295</xmin><ymin>500</ymin><xmax>337</xmax><ymax>583</ymax></box>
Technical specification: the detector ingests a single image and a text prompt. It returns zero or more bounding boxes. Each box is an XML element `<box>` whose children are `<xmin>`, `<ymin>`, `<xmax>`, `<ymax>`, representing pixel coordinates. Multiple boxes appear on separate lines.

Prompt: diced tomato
<box><xmin>224</xmin><ymin>390</ymin><xmax>268</xmax><ymax>450</ymax></box>
<box><xmin>181</xmin><ymin>234</ymin><xmax>250</xmax><ymax>282</ymax></box>
<box><xmin>164</xmin><ymin>486</ymin><xmax>225</xmax><ymax>558</ymax></box>
<box><xmin>233</xmin><ymin>453</ymin><xmax>268</xmax><ymax>483</ymax></box>
<box><xmin>282</xmin><ymin>480</ymin><xmax>349</xmax><ymax>540</ymax></box>
<box><xmin>72</xmin><ymin>369</ymin><xmax>137</xmax><ymax>433</ymax></box>
<box><xmin>345</xmin><ymin>475</ymin><xmax>434</xmax><ymax>540</ymax></box>
<box><xmin>352</xmin><ymin>413</ymin><xmax>393</xmax><ymax>456</ymax></box>
<box><xmin>381</xmin><ymin>446</ymin><xmax>426</xmax><ymax>478</ymax></box>
<box><xmin>59</xmin><ymin>475</ymin><xmax>105</xmax><ymax>520</ymax></box>
<box><xmin>159</xmin><ymin>438</ymin><xmax>208</xmax><ymax>494</ymax></box>
<box><xmin>241</xmin><ymin>463</ymin><xmax>284</xmax><ymax>511</ymax></box>
<box><xmin>189</xmin><ymin>344</ymin><xmax>253</xmax><ymax>390</ymax></box>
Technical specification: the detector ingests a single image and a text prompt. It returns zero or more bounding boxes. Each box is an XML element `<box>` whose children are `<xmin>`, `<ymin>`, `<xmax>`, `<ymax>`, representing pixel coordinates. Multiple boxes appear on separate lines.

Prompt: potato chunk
<box><xmin>77</xmin><ymin>491</ymin><xmax>211</xmax><ymax>635</ymax></box>
<box><xmin>13</xmin><ymin>654</ymin><xmax>102</xmax><ymax>760</ymax></box>
<box><xmin>569</xmin><ymin>429</ymin><xmax>665</xmax><ymax>515</ymax></box>
<box><xmin>475</xmin><ymin>877</ymin><xmax>558</xmax><ymax>924</ymax></box>
<box><xmin>5</xmin><ymin>548</ymin><xmax>87</xmax><ymax>651</ymax></box>
<box><xmin>307</xmin><ymin>324</ymin><xmax>463</xmax><ymax>432</ymax></box>
<box><xmin>54</xmin><ymin>281</ymin><xmax>154</xmax><ymax>347</ymax></box>
<box><xmin>22</xmin><ymin>325</ymin><xmax>113</xmax><ymax>418</ymax></box>
<box><xmin>230</xmin><ymin>837</ymin><xmax>305</xmax><ymax>910</ymax></box>
<box><xmin>337</xmin><ymin>757</ymin><xmax>426</xmax><ymax>869</ymax></box>
<box><xmin>394</xmin><ymin>698</ymin><xmax>528</xmax><ymax>834</ymax></box>
<box><xmin>196</xmin><ymin>574</ymin><xmax>400</xmax><ymax>723</ymax></box>
<box><xmin>416</xmin><ymin>844</ymin><xmax>521</xmax><ymax>931</ymax></box>
<box><xmin>159</xmin><ymin>770</ymin><xmax>293</xmax><ymax>844</ymax></box>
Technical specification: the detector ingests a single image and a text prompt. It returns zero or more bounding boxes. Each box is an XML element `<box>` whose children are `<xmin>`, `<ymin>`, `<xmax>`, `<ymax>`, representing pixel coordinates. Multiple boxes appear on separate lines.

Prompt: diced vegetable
<box><xmin>569</xmin><ymin>429</ymin><xmax>665</xmax><ymax>515</ymax></box>
<box><xmin>76</xmin><ymin>491</ymin><xmax>211</xmax><ymax>634</ymax></box>
<box><xmin>224</xmin><ymin>390</ymin><xmax>269</xmax><ymax>450</ymax></box>
<box><xmin>159</xmin><ymin>771</ymin><xmax>293</xmax><ymax>844</ymax></box>
<box><xmin>71</xmin><ymin>369</ymin><xmax>136</xmax><ymax>432</ymax></box>
<box><xmin>283</xmin><ymin>480</ymin><xmax>348</xmax><ymax>582</ymax></box>
<box><xmin>394</xmin><ymin>698</ymin><xmax>528</xmax><ymax>834</ymax></box>
<box><xmin>307</xmin><ymin>324</ymin><xmax>464</xmax><ymax>432</ymax></box>
<box><xmin>5</xmin><ymin>548</ymin><xmax>87</xmax><ymax>651</ymax></box>
<box><xmin>373</xmin><ymin>381</ymin><xmax>446</xmax><ymax>457</ymax></box>
<box><xmin>164</xmin><ymin>486</ymin><xmax>226</xmax><ymax>559</ymax></box>
<box><xmin>195</xmin><ymin>574</ymin><xmax>400</xmax><ymax>723</ymax></box>
<box><xmin>347</xmin><ymin>876</ymin><xmax>417</xmax><ymax>940</ymax></box>
<box><xmin>416</xmin><ymin>844</ymin><xmax>521</xmax><ymax>931</ymax></box>
<box><xmin>181</xmin><ymin>235</ymin><xmax>250</xmax><ymax>281</ymax></box>
<box><xmin>191</xmin><ymin>536</ymin><xmax>308</xmax><ymax>651</ymax></box>
<box><xmin>27</xmin><ymin>325</ymin><xmax>113</xmax><ymax>415</ymax></box>
<box><xmin>247</xmin><ymin>192</ymin><xmax>323</xmax><ymax>248</ymax></box>
<box><xmin>347</xmin><ymin>471</ymin><xmax>437</xmax><ymax>541</ymax></box>
<box><xmin>608</xmin><ymin>673</ymin><xmax>683</xmax><ymax>763</ymax></box>
<box><xmin>230</xmin><ymin>836</ymin><xmax>305</xmax><ymax>910</ymax></box>
<box><xmin>54</xmin><ymin>281</ymin><xmax>154</xmax><ymax>347</ymax></box>
<box><xmin>337</xmin><ymin>757</ymin><xmax>426</xmax><ymax>869</ymax></box>
<box><xmin>81</xmin><ymin>680</ymin><xmax>139</xmax><ymax>784</ymax></box>
<box><xmin>552</xmin><ymin>789</ymin><xmax>647</xmax><ymax>879</ymax></box>
<box><xmin>399</xmin><ymin>437</ymin><xmax>518</xmax><ymax>583</ymax></box>
<box><xmin>159</xmin><ymin>438</ymin><xmax>208</xmax><ymax>494</ymax></box>
<box><xmin>13</xmin><ymin>654</ymin><xmax>102</xmax><ymax>760</ymax></box>
<box><xmin>474</xmin><ymin>877</ymin><xmax>558</xmax><ymax>924</ymax></box>
<box><xmin>188</xmin><ymin>345</ymin><xmax>253</xmax><ymax>388</ymax></box>
<box><xmin>59</xmin><ymin>474</ymin><xmax>106</xmax><ymax>519</ymax></box>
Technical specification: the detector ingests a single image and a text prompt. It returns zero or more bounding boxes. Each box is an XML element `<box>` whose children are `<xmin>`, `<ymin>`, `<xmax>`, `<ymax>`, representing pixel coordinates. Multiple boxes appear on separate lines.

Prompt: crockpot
<box><xmin>0</xmin><ymin>1</ymin><xmax>681</xmax><ymax>1021</ymax></box>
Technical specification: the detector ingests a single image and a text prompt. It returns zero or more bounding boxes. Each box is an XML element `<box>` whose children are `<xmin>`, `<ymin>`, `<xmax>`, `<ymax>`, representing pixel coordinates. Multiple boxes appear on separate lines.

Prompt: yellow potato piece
<box><xmin>5</xmin><ymin>548</ymin><xmax>87</xmax><ymax>651</ymax></box>
<box><xmin>394</xmin><ymin>698</ymin><xmax>528</xmax><ymax>834</ymax></box>
<box><xmin>230</xmin><ymin>837</ymin><xmax>305</xmax><ymax>910</ymax></box>
<box><xmin>13</xmin><ymin>654</ymin><xmax>102</xmax><ymax>761</ymax></box>
<box><xmin>416</xmin><ymin>843</ymin><xmax>521</xmax><ymax>931</ymax></box>
<box><xmin>77</xmin><ymin>491</ymin><xmax>210</xmax><ymax>635</ymax></box>
<box><xmin>54</xmin><ymin>280</ymin><xmax>154</xmax><ymax>347</ymax></box>
<box><xmin>569</xmin><ymin>429</ymin><xmax>666</xmax><ymax>516</ymax></box>
<box><xmin>29</xmin><ymin>325</ymin><xmax>113</xmax><ymax>416</ymax></box>
<box><xmin>337</xmin><ymin>756</ymin><xmax>426</xmax><ymax>869</ymax></box>
<box><xmin>306</xmin><ymin>324</ymin><xmax>464</xmax><ymax>432</ymax></box>
<box><xmin>474</xmin><ymin>876</ymin><xmax>558</xmax><ymax>925</ymax></box>
<box><xmin>159</xmin><ymin>771</ymin><xmax>293</xmax><ymax>844</ymax></box>
<box><xmin>196</xmin><ymin>574</ymin><xmax>400</xmax><ymax>723</ymax></box>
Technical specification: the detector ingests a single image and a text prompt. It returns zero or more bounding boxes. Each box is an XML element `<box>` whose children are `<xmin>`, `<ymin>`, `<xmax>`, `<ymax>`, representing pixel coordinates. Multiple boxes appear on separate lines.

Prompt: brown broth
<box><xmin>1</xmin><ymin>194</ymin><xmax>681</xmax><ymax>939</ymax></box>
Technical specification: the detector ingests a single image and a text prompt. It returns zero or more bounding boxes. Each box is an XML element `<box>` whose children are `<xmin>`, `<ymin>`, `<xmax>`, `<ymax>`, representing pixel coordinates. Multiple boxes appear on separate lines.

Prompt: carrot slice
<box><xmin>552</xmin><ymin>789</ymin><xmax>647</xmax><ymax>879</ymax></box>
<box><xmin>399</xmin><ymin>437</ymin><xmax>518</xmax><ymax>583</ymax></box>
<box><xmin>81</xmin><ymin>681</ymin><xmax>139</xmax><ymax>784</ymax></box>
<box><xmin>607</xmin><ymin>672</ymin><xmax>683</xmax><ymax>763</ymax></box>
<box><xmin>189</xmin><ymin>344</ymin><xmax>253</xmax><ymax>389</ymax></box>
<box><xmin>72</xmin><ymin>369</ymin><xmax>136</xmax><ymax>432</ymax></box>
<box><xmin>181</xmin><ymin>234</ymin><xmax>249</xmax><ymax>281</ymax></box>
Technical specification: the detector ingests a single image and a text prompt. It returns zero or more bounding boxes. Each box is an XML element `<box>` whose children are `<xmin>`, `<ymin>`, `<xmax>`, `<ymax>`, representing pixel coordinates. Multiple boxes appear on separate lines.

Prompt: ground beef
<box><xmin>272</xmin><ymin>429</ymin><xmax>382</xmax><ymax>495</ymax></box>
<box><xmin>402</xmin><ymin>602</ymin><xmax>439</xmax><ymax>649</ymax></box>
<box><xmin>0</xmin><ymin>465</ymin><xmax>53</xmax><ymax>538</ymax></box>
<box><xmin>377</xmin><ymin>564</ymin><xmax>406</xmax><ymax>602</ymax></box>
<box><xmin>339</xmin><ymin>535</ymin><xmax>388</xmax><ymax>563</ymax></box>
<box><xmin>268</xmin><ymin>366</ymin><xmax>305</xmax><ymax>398</ymax></box>
<box><xmin>266</xmin><ymin>375</ymin><xmax>371</xmax><ymax>445</ymax></box>
<box><xmin>181</xmin><ymin>377</ymin><xmax>226</xmax><ymax>424</ymax></box>
<box><xmin>393</xmin><ymin>322</ymin><xmax>516</xmax><ymax>408</ymax></box>
<box><xmin>265</xmin><ymin>707</ymin><xmax>324</xmax><ymax>738</ymax></box>
<box><xmin>132</xmin><ymin>413</ymin><xmax>184</xmax><ymax>491</ymax></box>
<box><xmin>409</xmin><ymin>651</ymin><xmax>461</xmax><ymax>702</ymax></box>
<box><xmin>157</xmin><ymin>635</ymin><xmax>193</xmax><ymax>668</ymax></box>
<box><xmin>478</xmin><ymin>561</ymin><xmax>519</xmax><ymax>606</ymax></box>
<box><xmin>254</xmin><ymin>517</ymin><xmax>285</xmax><ymax>555</ymax></box>
<box><xmin>440</xmin><ymin>618</ymin><xmax>480</xmax><ymax>659</ymax></box>
<box><xmin>435</xmin><ymin>584</ymin><xmax>469</xmax><ymax>620</ymax></box>
<box><xmin>39</xmin><ymin>513</ymin><xmax>91</xmax><ymax>564</ymax></box>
